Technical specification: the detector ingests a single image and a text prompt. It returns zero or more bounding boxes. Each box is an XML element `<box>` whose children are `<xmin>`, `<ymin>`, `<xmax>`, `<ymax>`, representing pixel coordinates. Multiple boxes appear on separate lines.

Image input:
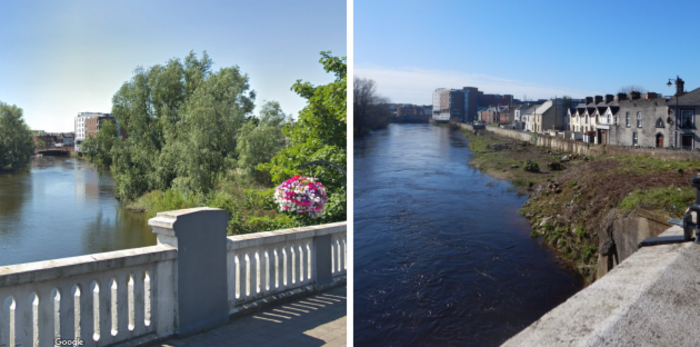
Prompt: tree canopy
<box><xmin>353</xmin><ymin>76</ymin><xmax>391</xmax><ymax>134</ymax></box>
<box><xmin>254</xmin><ymin>52</ymin><xmax>347</xmax><ymax>227</ymax></box>
<box><xmin>82</xmin><ymin>51</ymin><xmax>346</xmax><ymax>233</ymax></box>
<box><xmin>0</xmin><ymin>102</ymin><xmax>34</xmax><ymax>170</ymax></box>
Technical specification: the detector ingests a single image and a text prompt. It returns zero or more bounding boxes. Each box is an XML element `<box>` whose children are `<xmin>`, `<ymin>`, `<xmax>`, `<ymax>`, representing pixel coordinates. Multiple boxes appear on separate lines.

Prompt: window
<box><xmin>637</xmin><ymin>112</ymin><xmax>642</xmax><ymax>128</ymax></box>
<box><xmin>585</xmin><ymin>115</ymin><xmax>588</xmax><ymax>124</ymax></box>
<box><xmin>656</xmin><ymin>118</ymin><xmax>664</xmax><ymax>128</ymax></box>
<box><xmin>607</xmin><ymin>114</ymin><xmax>611</xmax><ymax>124</ymax></box>
<box><xmin>682</xmin><ymin>135</ymin><xmax>693</xmax><ymax>150</ymax></box>
<box><xmin>633</xmin><ymin>132</ymin><xmax>638</xmax><ymax>145</ymax></box>
<box><xmin>681</xmin><ymin>110</ymin><xmax>694</xmax><ymax>128</ymax></box>
<box><xmin>626</xmin><ymin>112</ymin><xmax>630</xmax><ymax>127</ymax></box>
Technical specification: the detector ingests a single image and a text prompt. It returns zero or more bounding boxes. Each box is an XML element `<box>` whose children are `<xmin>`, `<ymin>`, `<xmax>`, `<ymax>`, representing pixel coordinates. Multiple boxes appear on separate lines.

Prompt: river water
<box><xmin>0</xmin><ymin>156</ymin><xmax>155</xmax><ymax>267</ymax></box>
<box><xmin>354</xmin><ymin>124</ymin><xmax>583</xmax><ymax>346</ymax></box>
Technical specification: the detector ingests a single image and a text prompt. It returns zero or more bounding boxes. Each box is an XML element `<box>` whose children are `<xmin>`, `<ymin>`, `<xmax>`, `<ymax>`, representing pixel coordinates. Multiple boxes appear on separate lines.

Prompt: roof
<box><xmin>670</xmin><ymin>87</ymin><xmax>700</xmax><ymax>106</ymax></box>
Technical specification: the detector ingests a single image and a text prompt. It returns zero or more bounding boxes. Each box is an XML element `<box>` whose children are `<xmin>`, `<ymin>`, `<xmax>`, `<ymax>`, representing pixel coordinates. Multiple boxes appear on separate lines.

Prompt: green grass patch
<box><xmin>611</xmin><ymin>156</ymin><xmax>700</xmax><ymax>174</ymax></box>
<box><xmin>618</xmin><ymin>186</ymin><xmax>695</xmax><ymax>217</ymax></box>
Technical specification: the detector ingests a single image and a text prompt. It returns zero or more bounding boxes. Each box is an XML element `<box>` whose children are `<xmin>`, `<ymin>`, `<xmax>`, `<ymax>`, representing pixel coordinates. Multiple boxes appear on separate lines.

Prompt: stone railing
<box><xmin>502</xmin><ymin>226</ymin><xmax>700</xmax><ymax>346</ymax></box>
<box><xmin>0</xmin><ymin>246</ymin><xmax>177</xmax><ymax>347</ymax></box>
<box><xmin>226</xmin><ymin>222</ymin><xmax>347</xmax><ymax>313</ymax></box>
<box><xmin>0</xmin><ymin>208</ymin><xmax>346</xmax><ymax>346</ymax></box>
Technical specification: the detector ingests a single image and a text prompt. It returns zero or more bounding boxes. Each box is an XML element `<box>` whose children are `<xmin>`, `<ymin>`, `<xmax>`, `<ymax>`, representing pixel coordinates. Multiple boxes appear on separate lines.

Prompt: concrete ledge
<box><xmin>226</xmin><ymin>222</ymin><xmax>347</xmax><ymax>250</ymax></box>
<box><xmin>502</xmin><ymin>226</ymin><xmax>700</xmax><ymax>346</ymax></box>
<box><xmin>0</xmin><ymin>245</ymin><xmax>177</xmax><ymax>287</ymax></box>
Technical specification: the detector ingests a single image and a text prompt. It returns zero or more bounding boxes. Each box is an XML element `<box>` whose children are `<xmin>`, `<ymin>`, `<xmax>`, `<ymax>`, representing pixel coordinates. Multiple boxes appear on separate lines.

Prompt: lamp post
<box><xmin>668</xmin><ymin>77</ymin><xmax>680</xmax><ymax>148</ymax></box>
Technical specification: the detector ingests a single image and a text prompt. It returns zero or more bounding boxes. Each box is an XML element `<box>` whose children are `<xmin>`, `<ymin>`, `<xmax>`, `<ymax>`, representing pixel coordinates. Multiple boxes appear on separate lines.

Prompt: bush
<box><xmin>523</xmin><ymin>159</ymin><xmax>539</xmax><ymax>173</ymax></box>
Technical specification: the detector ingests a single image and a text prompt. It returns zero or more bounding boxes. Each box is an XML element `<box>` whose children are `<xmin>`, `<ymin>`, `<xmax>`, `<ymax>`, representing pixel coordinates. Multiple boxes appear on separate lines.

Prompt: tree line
<box><xmin>83</xmin><ymin>51</ymin><xmax>347</xmax><ymax>234</ymax></box>
<box><xmin>353</xmin><ymin>77</ymin><xmax>391</xmax><ymax>135</ymax></box>
<box><xmin>0</xmin><ymin>102</ymin><xmax>34</xmax><ymax>171</ymax></box>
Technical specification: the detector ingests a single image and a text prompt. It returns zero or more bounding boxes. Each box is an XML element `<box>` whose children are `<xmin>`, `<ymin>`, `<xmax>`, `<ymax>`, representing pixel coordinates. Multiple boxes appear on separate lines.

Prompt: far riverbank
<box><xmin>446</xmin><ymin>123</ymin><xmax>698</xmax><ymax>284</ymax></box>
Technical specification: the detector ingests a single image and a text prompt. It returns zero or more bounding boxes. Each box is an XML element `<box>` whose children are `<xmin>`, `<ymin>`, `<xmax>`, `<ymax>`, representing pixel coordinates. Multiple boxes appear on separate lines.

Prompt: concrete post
<box><xmin>313</xmin><ymin>235</ymin><xmax>333</xmax><ymax>286</ymax></box>
<box><xmin>149</xmin><ymin>207</ymin><xmax>229</xmax><ymax>336</ymax></box>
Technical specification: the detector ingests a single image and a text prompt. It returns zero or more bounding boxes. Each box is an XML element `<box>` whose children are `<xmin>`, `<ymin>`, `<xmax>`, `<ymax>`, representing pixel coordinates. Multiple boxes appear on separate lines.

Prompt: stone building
<box><xmin>667</xmin><ymin>81</ymin><xmax>700</xmax><ymax>149</ymax></box>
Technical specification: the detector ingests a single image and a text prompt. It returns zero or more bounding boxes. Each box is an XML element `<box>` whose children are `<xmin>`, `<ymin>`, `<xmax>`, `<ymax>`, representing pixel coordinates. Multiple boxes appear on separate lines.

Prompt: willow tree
<box><xmin>103</xmin><ymin>51</ymin><xmax>256</xmax><ymax>200</ymax></box>
<box><xmin>0</xmin><ymin>102</ymin><xmax>34</xmax><ymax>170</ymax></box>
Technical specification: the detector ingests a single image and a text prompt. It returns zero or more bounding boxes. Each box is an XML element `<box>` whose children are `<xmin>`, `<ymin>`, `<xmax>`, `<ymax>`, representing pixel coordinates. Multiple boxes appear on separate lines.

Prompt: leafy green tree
<box><xmin>254</xmin><ymin>52</ymin><xmax>347</xmax><ymax>229</ymax></box>
<box><xmin>98</xmin><ymin>51</ymin><xmax>256</xmax><ymax>200</ymax></box>
<box><xmin>0</xmin><ymin>102</ymin><xmax>34</xmax><ymax>170</ymax></box>
<box><xmin>237</xmin><ymin>101</ymin><xmax>289</xmax><ymax>182</ymax></box>
<box><xmin>81</xmin><ymin>119</ymin><xmax>118</xmax><ymax>171</ymax></box>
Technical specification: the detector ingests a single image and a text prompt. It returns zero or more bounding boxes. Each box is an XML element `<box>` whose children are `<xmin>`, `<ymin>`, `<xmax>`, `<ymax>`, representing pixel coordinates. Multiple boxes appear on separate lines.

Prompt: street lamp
<box><xmin>668</xmin><ymin>77</ymin><xmax>681</xmax><ymax>148</ymax></box>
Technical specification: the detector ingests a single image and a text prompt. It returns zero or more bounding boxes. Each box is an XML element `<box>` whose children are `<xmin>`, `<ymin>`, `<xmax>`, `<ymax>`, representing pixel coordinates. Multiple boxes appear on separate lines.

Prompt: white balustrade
<box><xmin>0</xmin><ymin>245</ymin><xmax>176</xmax><ymax>347</ymax></box>
<box><xmin>0</xmin><ymin>208</ymin><xmax>346</xmax><ymax>346</ymax></box>
<box><xmin>227</xmin><ymin>222</ymin><xmax>347</xmax><ymax>312</ymax></box>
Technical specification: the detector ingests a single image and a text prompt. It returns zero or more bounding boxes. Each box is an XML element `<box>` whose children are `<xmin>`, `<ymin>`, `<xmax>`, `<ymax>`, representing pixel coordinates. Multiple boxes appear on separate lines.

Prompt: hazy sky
<box><xmin>355</xmin><ymin>0</ymin><xmax>700</xmax><ymax>105</ymax></box>
<box><xmin>0</xmin><ymin>0</ymin><xmax>346</xmax><ymax>132</ymax></box>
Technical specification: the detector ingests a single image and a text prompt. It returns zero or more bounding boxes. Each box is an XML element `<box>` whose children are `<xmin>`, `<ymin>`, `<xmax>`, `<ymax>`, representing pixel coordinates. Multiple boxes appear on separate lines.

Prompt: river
<box><xmin>354</xmin><ymin>124</ymin><xmax>583</xmax><ymax>346</ymax></box>
<box><xmin>0</xmin><ymin>156</ymin><xmax>155</xmax><ymax>267</ymax></box>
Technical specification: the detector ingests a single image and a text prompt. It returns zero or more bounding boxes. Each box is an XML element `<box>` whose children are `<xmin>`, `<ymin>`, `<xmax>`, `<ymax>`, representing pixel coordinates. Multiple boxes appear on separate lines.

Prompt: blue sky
<box><xmin>355</xmin><ymin>0</ymin><xmax>700</xmax><ymax>105</ymax></box>
<box><xmin>0</xmin><ymin>0</ymin><xmax>346</xmax><ymax>132</ymax></box>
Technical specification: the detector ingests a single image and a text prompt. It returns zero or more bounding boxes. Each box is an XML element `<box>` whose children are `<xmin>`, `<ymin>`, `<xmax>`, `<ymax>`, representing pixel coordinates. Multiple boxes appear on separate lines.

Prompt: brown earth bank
<box><xmin>452</xmin><ymin>124</ymin><xmax>699</xmax><ymax>285</ymax></box>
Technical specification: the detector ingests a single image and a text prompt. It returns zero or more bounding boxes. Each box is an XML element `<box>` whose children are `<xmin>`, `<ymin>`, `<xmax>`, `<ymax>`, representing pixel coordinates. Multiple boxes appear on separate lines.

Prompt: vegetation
<box><xmin>457</xmin><ymin>125</ymin><xmax>700</xmax><ymax>284</ymax></box>
<box><xmin>619</xmin><ymin>186</ymin><xmax>695</xmax><ymax>217</ymax></box>
<box><xmin>353</xmin><ymin>77</ymin><xmax>391</xmax><ymax>134</ymax></box>
<box><xmin>84</xmin><ymin>51</ymin><xmax>347</xmax><ymax>234</ymax></box>
<box><xmin>0</xmin><ymin>102</ymin><xmax>34</xmax><ymax>171</ymax></box>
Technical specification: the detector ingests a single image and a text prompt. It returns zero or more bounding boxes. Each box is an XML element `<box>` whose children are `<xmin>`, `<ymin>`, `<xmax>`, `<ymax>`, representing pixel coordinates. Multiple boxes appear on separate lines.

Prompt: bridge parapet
<box><xmin>0</xmin><ymin>207</ymin><xmax>346</xmax><ymax>346</ymax></box>
<box><xmin>501</xmin><ymin>225</ymin><xmax>700</xmax><ymax>346</ymax></box>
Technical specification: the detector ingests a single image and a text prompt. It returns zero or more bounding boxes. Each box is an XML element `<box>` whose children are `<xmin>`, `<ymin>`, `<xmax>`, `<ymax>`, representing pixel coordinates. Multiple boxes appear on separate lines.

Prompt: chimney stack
<box><xmin>617</xmin><ymin>93</ymin><xmax>627</xmax><ymax>101</ymax></box>
<box><xmin>676</xmin><ymin>76</ymin><xmax>685</xmax><ymax>97</ymax></box>
<box><xmin>594</xmin><ymin>95</ymin><xmax>603</xmax><ymax>104</ymax></box>
<box><xmin>644</xmin><ymin>92</ymin><xmax>658</xmax><ymax>99</ymax></box>
<box><xmin>605</xmin><ymin>94</ymin><xmax>614</xmax><ymax>103</ymax></box>
<box><xmin>585</xmin><ymin>96</ymin><xmax>593</xmax><ymax>104</ymax></box>
<box><xmin>630</xmin><ymin>91</ymin><xmax>641</xmax><ymax>100</ymax></box>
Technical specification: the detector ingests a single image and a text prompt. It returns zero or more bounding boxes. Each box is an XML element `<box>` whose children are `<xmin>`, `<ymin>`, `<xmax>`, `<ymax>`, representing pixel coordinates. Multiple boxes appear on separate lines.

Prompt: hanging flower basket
<box><xmin>273</xmin><ymin>175</ymin><xmax>328</xmax><ymax>218</ymax></box>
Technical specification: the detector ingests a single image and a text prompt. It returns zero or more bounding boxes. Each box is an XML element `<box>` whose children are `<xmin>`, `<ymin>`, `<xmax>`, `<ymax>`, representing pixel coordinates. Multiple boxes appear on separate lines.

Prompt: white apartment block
<box><xmin>74</xmin><ymin>112</ymin><xmax>111</xmax><ymax>152</ymax></box>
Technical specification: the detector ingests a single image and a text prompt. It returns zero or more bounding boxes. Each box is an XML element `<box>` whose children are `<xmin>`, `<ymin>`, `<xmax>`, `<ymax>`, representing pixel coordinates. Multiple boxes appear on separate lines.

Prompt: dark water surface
<box><xmin>0</xmin><ymin>156</ymin><xmax>155</xmax><ymax>266</ymax></box>
<box><xmin>354</xmin><ymin>124</ymin><xmax>583</xmax><ymax>346</ymax></box>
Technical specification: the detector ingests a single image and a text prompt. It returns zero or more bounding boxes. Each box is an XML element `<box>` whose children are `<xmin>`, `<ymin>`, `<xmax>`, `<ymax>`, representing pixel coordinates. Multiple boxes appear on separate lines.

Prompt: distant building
<box><xmin>432</xmin><ymin>87</ymin><xmax>513</xmax><ymax>123</ymax></box>
<box><xmin>75</xmin><ymin>112</ymin><xmax>111</xmax><ymax>152</ymax></box>
<box><xmin>75</xmin><ymin>112</ymin><xmax>127</xmax><ymax>152</ymax></box>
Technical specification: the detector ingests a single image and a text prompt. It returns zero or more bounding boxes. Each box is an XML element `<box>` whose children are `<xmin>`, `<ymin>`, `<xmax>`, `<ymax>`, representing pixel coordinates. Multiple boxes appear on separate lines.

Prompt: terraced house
<box><xmin>567</xmin><ymin>78</ymin><xmax>700</xmax><ymax>149</ymax></box>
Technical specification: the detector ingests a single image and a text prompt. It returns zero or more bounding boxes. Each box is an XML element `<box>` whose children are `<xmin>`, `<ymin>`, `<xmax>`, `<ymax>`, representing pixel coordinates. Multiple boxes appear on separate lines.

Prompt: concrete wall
<box><xmin>455</xmin><ymin>122</ymin><xmax>700</xmax><ymax>160</ymax></box>
<box><xmin>503</xmin><ymin>226</ymin><xmax>700</xmax><ymax>347</ymax></box>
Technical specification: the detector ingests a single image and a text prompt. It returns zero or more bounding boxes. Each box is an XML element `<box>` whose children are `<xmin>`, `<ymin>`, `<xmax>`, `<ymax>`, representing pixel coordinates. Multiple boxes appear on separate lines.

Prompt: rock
<box><xmin>511</xmin><ymin>164</ymin><xmax>519</xmax><ymax>169</ymax></box>
<box><xmin>539</xmin><ymin>217</ymin><xmax>551</xmax><ymax>227</ymax></box>
<box><xmin>555</xmin><ymin>188</ymin><xmax>562</xmax><ymax>194</ymax></box>
<box><xmin>548</xmin><ymin>161</ymin><xmax>565</xmax><ymax>171</ymax></box>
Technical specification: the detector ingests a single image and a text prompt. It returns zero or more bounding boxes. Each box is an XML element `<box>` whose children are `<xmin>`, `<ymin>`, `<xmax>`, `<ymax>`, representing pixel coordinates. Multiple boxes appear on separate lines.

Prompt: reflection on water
<box><xmin>354</xmin><ymin>124</ymin><xmax>582</xmax><ymax>347</ymax></box>
<box><xmin>0</xmin><ymin>156</ymin><xmax>155</xmax><ymax>266</ymax></box>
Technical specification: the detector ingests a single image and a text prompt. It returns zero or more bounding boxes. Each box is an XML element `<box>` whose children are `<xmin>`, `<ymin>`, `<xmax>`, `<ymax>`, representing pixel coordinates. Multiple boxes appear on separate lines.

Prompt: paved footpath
<box><xmin>156</xmin><ymin>286</ymin><xmax>347</xmax><ymax>347</ymax></box>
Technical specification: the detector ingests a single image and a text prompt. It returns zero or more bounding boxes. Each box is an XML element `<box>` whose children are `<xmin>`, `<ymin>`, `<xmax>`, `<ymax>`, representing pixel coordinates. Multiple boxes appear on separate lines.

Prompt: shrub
<box><xmin>523</xmin><ymin>159</ymin><xmax>539</xmax><ymax>173</ymax></box>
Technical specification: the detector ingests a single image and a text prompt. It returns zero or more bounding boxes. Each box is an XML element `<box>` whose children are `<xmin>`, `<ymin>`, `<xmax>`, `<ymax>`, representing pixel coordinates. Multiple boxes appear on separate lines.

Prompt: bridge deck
<box><xmin>155</xmin><ymin>286</ymin><xmax>347</xmax><ymax>347</ymax></box>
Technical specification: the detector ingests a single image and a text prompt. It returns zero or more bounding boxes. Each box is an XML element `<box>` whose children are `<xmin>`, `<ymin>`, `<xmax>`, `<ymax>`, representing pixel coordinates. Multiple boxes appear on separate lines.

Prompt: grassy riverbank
<box><xmin>458</xmin><ymin>126</ymin><xmax>699</xmax><ymax>284</ymax></box>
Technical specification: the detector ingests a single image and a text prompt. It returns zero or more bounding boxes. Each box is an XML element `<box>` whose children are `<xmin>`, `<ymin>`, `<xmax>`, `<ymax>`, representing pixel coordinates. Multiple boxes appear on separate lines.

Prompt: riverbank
<box><xmin>455</xmin><ymin>125</ymin><xmax>699</xmax><ymax>284</ymax></box>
